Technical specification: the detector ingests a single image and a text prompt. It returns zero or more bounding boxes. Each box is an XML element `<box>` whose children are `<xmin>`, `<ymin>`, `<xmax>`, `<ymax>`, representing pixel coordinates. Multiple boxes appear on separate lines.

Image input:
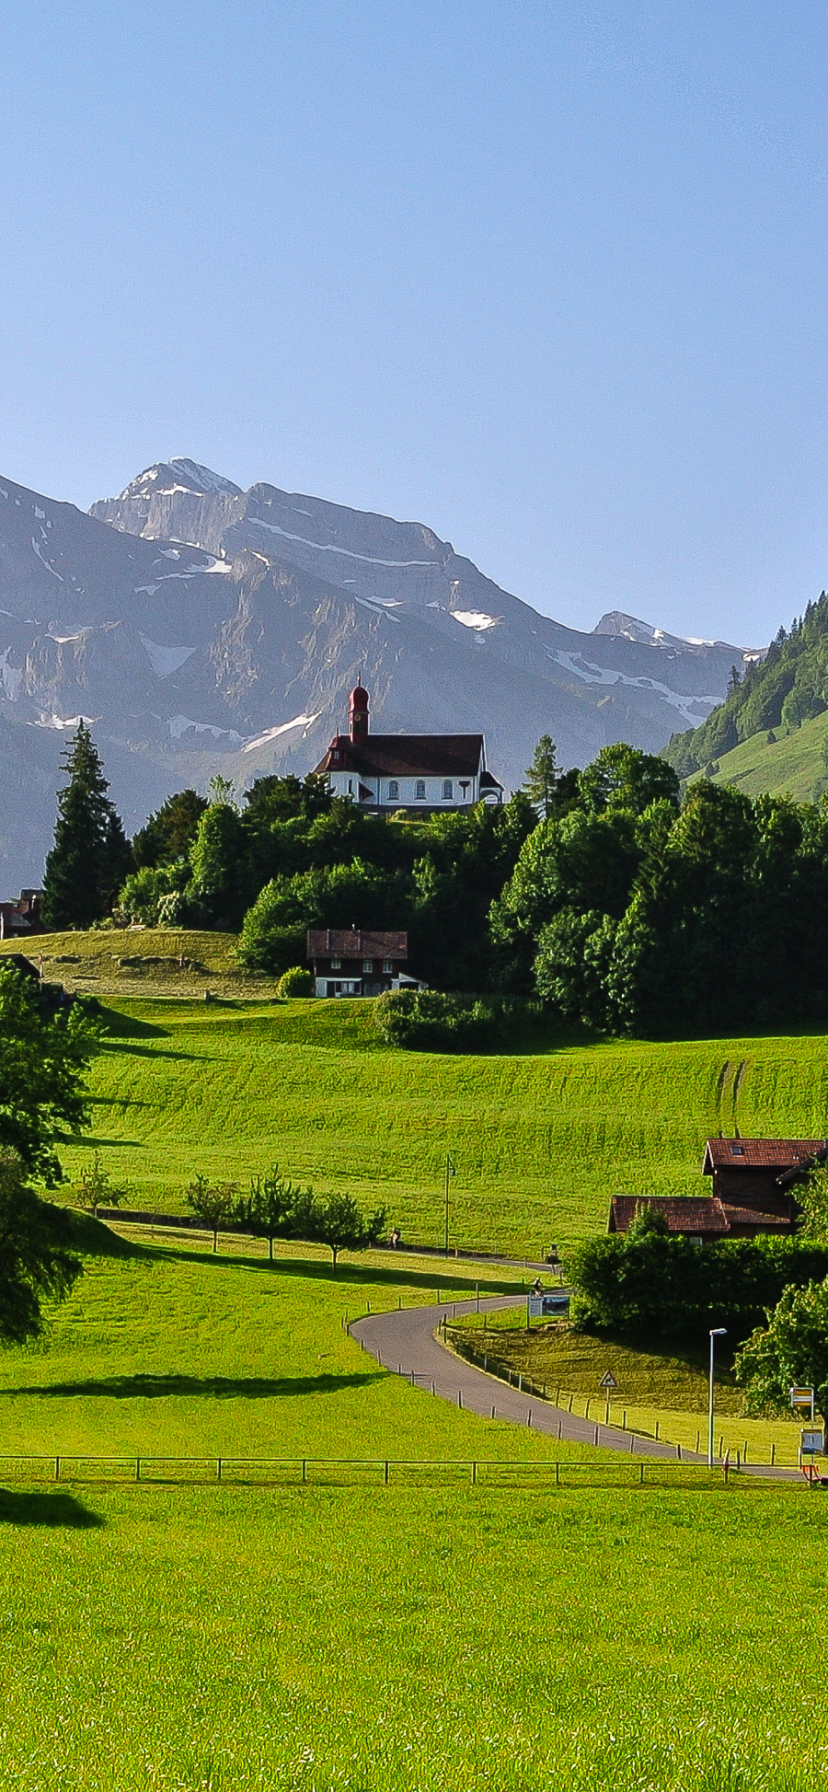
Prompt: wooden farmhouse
<box><xmin>608</xmin><ymin>1137</ymin><xmax>828</xmax><ymax>1241</ymax></box>
<box><xmin>313</xmin><ymin>684</ymin><xmax>503</xmax><ymax>814</ymax></box>
<box><xmin>306</xmin><ymin>928</ymin><xmax>425</xmax><ymax>999</ymax></box>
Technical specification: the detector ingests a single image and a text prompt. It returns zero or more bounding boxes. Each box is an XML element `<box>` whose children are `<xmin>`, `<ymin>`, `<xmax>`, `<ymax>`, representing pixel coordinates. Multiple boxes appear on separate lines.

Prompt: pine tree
<box><xmin>41</xmin><ymin>722</ymin><xmax>131</xmax><ymax>929</ymax></box>
<box><xmin>523</xmin><ymin>735</ymin><xmax>559</xmax><ymax>820</ymax></box>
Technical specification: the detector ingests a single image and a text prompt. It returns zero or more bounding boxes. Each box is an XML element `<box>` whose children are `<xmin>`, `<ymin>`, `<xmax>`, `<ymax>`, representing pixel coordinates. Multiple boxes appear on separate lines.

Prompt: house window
<box><xmin>415</xmin><ymin>779</ymin><xmax>426</xmax><ymax>801</ymax></box>
<box><xmin>387</xmin><ymin>780</ymin><xmax>399</xmax><ymax>801</ymax></box>
<box><xmin>382</xmin><ymin>960</ymin><xmax>393</xmax><ymax>974</ymax></box>
<box><xmin>330</xmin><ymin>957</ymin><xmax>341</xmax><ymax>970</ymax></box>
<box><xmin>442</xmin><ymin>779</ymin><xmax>453</xmax><ymax>800</ymax></box>
<box><xmin>363</xmin><ymin>960</ymin><xmax>374</xmax><ymax>973</ymax></box>
<box><xmin>347</xmin><ymin>778</ymin><xmax>354</xmax><ymax>795</ymax></box>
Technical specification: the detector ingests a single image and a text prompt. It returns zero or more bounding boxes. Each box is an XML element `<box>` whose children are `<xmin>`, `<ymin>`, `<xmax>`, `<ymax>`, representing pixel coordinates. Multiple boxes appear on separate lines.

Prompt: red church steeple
<box><xmin>349</xmin><ymin>682</ymin><xmax>369</xmax><ymax>742</ymax></box>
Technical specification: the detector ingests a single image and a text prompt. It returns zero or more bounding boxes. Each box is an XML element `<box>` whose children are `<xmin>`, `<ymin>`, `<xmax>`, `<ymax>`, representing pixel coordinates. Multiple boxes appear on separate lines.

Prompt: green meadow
<box><xmin>55</xmin><ymin>987</ymin><xmax>828</xmax><ymax>1256</ymax></box>
<box><xmin>0</xmin><ymin>1222</ymin><xmax>822</xmax><ymax>1791</ymax></box>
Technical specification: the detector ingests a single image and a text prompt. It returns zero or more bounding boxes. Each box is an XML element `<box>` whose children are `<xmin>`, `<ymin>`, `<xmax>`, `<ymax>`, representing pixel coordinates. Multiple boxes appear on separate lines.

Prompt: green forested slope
<box><xmin>664</xmin><ymin>591</ymin><xmax>828</xmax><ymax>787</ymax></box>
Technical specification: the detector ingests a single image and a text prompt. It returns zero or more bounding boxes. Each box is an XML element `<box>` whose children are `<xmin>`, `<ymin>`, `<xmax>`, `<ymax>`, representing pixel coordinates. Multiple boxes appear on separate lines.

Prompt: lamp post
<box><xmin>708</xmin><ymin>1327</ymin><xmax>727</xmax><ymax>1468</ymax></box>
<box><xmin>444</xmin><ymin>1154</ymin><xmax>455</xmax><ymax>1257</ymax></box>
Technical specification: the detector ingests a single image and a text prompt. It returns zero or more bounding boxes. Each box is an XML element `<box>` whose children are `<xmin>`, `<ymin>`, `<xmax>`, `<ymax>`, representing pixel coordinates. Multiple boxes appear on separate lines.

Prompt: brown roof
<box><xmin>314</xmin><ymin>734</ymin><xmax>490</xmax><ymax>780</ymax></box>
<box><xmin>306</xmin><ymin>929</ymin><xmax>408</xmax><ymax>961</ymax></box>
<box><xmin>609</xmin><ymin>1196</ymin><xmax>731</xmax><ymax>1235</ymax></box>
<box><xmin>703</xmin><ymin>1138</ymin><xmax>828</xmax><ymax>1175</ymax></box>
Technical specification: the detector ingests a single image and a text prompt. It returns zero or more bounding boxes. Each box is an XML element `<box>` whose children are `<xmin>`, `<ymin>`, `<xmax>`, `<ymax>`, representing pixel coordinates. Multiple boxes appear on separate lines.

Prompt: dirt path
<box><xmin>350</xmin><ymin>1296</ymin><xmax>801</xmax><ymax>1479</ymax></box>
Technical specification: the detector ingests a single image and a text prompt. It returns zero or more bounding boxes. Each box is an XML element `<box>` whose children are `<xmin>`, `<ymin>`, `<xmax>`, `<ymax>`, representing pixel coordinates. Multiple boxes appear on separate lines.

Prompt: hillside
<box><xmin>664</xmin><ymin>591</ymin><xmax>828</xmax><ymax>789</ymax></box>
<box><xmin>5</xmin><ymin>933</ymin><xmax>824</xmax><ymax>1253</ymax></box>
<box><xmin>0</xmin><ymin>458</ymin><xmax>752</xmax><ymax>884</ymax></box>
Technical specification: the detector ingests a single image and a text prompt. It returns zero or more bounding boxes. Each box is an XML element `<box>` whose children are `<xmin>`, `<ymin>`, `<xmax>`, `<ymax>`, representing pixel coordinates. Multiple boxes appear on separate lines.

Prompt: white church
<box><xmin>313</xmin><ymin>684</ymin><xmax>503</xmax><ymax>813</ymax></box>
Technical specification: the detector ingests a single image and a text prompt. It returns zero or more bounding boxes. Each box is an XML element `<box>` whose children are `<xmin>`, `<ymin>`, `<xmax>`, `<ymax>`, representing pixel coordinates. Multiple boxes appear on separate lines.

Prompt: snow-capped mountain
<box><xmin>0</xmin><ymin>458</ymin><xmax>756</xmax><ymax>884</ymax></box>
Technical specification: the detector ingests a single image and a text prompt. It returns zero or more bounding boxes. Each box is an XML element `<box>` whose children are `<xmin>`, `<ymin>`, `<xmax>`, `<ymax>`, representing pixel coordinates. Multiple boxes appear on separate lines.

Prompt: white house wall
<box><xmin>328</xmin><ymin>773</ymin><xmax>479</xmax><ymax>806</ymax></box>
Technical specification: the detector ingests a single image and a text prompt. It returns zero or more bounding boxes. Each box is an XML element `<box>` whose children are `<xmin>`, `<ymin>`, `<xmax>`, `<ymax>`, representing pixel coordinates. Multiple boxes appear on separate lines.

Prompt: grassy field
<box><xmin>693</xmin><ymin>707</ymin><xmax>828</xmax><ymax>801</ymax></box>
<box><xmin>40</xmin><ymin>983</ymin><xmax>828</xmax><ymax>1256</ymax></box>
<box><xmin>0</xmin><ymin>1222</ymin><xmax>823</xmax><ymax>1790</ymax></box>
<box><xmin>1</xmin><ymin>1479</ymin><xmax>826</xmax><ymax>1791</ymax></box>
<box><xmin>0</xmin><ymin>927</ymin><xmax>282</xmax><ymax>1000</ymax></box>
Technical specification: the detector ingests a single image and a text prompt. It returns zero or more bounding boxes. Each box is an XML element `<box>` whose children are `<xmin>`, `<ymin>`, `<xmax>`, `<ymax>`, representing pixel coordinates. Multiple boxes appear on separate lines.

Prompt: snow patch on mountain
<box><xmin>452</xmin><ymin>610</ymin><xmax>502</xmax><ymax>631</ymax></box>
<box><xmin>168</xmin><ymin>715</ymin><xmax>243</xmax><ymax>742</ymax></box>
<box><xmin>243</xmin><ymin>714</ymin><xmax>319</xmax><ymax>753</ymax></box>
<box><xmin>249</xmin><ymin>515</ymin><xmax>436</xmax><ymax>568</ymax></box>
<box><xmin>139</xmin><ymin>636</ymin><xmax>197</xmax><ymax>679</ymax></box>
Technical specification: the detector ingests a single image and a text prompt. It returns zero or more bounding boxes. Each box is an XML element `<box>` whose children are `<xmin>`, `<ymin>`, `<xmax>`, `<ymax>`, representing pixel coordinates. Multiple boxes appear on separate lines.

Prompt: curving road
<box><xmin>350</xmin><ymin>1295</ymin><xmax>695</xmax><ymax>1461</ymax></box>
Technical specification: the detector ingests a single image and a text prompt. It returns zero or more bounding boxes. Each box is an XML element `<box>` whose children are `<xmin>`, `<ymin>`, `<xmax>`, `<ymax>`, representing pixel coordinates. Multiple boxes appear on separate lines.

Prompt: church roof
<box><xmin>315</xmin><ymin>733</ymin><xmax>494</xmax><ymax>781</ymax></box>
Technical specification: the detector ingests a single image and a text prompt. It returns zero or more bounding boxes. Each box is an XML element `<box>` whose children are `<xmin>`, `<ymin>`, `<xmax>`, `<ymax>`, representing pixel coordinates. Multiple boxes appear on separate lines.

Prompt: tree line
<box><xmin>40</xmin><ymin>722</ymin><xmax>828</xmax><ymax>1035</ymax></box>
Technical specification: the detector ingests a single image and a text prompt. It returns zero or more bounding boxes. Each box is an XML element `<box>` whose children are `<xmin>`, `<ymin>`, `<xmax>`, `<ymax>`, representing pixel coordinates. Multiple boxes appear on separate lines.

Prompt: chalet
<box><xmin>608</xmin><ymin>1137</ymin><xmax>828</xmax><ymax>1241</ymax></box>
<box><xmin>313</xmin><ymin>684</ymin><xmax>503</xmax><ymax>813</ymax></box>
<box><xmin>306</xmin><ymin>929</ymin><xmax>425</xmax><ymax>999</ymax></box>
<box><xmin>0</xmin><ymin>889</ymin><xmax>43</xmax><ymax>939</ymax></box>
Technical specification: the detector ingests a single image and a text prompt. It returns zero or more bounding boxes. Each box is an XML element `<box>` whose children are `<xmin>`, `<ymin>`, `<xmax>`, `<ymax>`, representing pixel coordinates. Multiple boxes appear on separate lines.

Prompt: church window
<box><xmin>415</xmin><ymin>779</ymin><xmax>426</xmax><ymax>801</ymax></box>
<box><xmin>388</xmin><ymin>780</ymin><xmax>399</xmax><ymax>801</ymax></box>
<box><xmin>442</xmin><ymin>779</ymin><xmax>453</xmax><ymax>800</ymax></box>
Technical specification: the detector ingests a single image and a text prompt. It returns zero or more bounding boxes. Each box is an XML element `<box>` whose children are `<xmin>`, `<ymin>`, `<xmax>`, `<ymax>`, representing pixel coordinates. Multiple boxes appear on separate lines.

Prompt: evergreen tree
<box><xmin>523</xmin><ymin>735</ymin><xmax>559</xmax><ymax>819</ymax></box>
<box><xmin>41</xmin><ymin>723</ymin><xmax>131</xmax><ymax>930</ymax></box>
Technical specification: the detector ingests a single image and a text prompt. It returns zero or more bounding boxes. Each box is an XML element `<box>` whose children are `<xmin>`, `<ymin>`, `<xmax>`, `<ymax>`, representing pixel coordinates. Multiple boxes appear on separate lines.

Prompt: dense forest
<box><xmin>664</xmin><ymin>590</ymin><xmax>828</xmax><ymax>775</ymax></box>
<box><xmin>41</xmin><ymin>726</ymin><xmax>828</xmax><ymax>1038</ymax></box>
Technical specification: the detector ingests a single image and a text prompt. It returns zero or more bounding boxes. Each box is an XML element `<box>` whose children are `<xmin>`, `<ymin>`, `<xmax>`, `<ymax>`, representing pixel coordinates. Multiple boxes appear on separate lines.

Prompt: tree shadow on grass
<box><xmin>0</xmin><ymin>1489</ymin><xmax>104</xmax><ymax>1528</ymax></box>
<box><xmin>151</xmin><ymin>1240</ymin><xmax>523</xmax><ymax>1297</ymax></box>
<box><xmin>97</xmin><ymin>1041</ymin><xmax>209</xmax><ymax>1063</ymax></box>
<box><xmin>0</xmin><ymin>1370</ymin><xmax>384</xmax><ymax>1400</ymax></box>
<box><xmin>96</xmin><ymin>1006</ymin><xmax>170</xmax><ymax>1040</ymax></box>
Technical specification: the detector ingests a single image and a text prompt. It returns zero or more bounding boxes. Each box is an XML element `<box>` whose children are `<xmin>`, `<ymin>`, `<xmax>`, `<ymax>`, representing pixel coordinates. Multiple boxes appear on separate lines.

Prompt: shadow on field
<box><xmin>96</xmin><ymin>1007</ymin><xmax>171</xmax><ymax>1039</ymax></box>
<box><xmin>0</xmin><ymin>1371</ymin><xmax>383</xmax><ymax>1401</ymax></box>
<box><xmin>0</xmin><ymin>1488</ymin><xmax>104</xmax><ymax>1528</ymax></box>
<box><xmin>98</xmin><ymin>1041</ymin><xmax>207</xmax><ymax>1063</ymax></box>
<box><xmin>150</xmin><ymin>1240</ymin><xmax>522</xmax><ymax>1297</ymax></box>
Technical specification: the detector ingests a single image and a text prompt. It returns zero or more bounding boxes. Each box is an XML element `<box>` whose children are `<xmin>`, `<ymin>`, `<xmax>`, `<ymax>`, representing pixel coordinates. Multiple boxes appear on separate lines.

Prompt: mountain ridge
<box><xmin>0</xmin><ymin>456</ymin><xmax>755</xmax><ymax>886</ymax></box>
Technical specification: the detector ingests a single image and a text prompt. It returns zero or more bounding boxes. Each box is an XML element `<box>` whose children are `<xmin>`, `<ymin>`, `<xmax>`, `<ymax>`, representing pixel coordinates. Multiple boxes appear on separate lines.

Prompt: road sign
<box><xmin>599</xmin><ymin>1370</ymin><xmax>618</xmax><ymax>1390</ymax></box>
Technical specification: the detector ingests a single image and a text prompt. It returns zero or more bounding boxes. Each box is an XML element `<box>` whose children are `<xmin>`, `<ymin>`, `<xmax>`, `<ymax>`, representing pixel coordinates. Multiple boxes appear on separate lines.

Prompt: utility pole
<box><xmin>444</xmin><ymin>1154</ymin><xmax>455</xmax><ymax>1256</ymax></box>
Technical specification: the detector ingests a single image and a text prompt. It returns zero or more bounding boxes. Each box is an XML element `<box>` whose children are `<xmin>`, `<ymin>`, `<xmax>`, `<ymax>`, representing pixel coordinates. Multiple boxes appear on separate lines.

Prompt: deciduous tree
<box><xmin>0</xmin><ymin>965</ymin><xmax>100</xmax><ymax>1185</ymax></box>
<box><xmin>735</xmin><ymin>1278</ymin><xmax>828</xmax><ymax>1424</ymax></box>
<box><xmin>0</xmin><ymin>1151</ymin><xmax>83</xmax><ymax>1345</ymax></box>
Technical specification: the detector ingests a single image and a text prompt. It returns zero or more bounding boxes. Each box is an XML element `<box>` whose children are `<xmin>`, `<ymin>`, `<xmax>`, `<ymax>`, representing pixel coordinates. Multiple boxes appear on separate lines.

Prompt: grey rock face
<box><xmin>0</xmin><ymin>458</ymin><xmax>755</xmax><ymax>885</ymax></box>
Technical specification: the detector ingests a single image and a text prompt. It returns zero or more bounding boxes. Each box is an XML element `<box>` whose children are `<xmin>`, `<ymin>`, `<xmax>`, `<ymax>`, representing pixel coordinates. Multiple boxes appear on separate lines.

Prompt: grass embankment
<box><xmin>39</xmin><ymin>981</ymin><xmax>828</xmax><ymax>1256</ymax></box>
<box><xmin>0</xmin><ymin>927</ymin><xmax>281</xmax><ymax>999</ymax></box>
<box><xmin>453</xmin><ymin>1312</ymin><xmax>805</xmax><ymax>1465</ymax></box>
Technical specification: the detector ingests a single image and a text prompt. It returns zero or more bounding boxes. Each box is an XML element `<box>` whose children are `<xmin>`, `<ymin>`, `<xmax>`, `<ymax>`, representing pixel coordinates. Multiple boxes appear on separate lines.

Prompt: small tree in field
<box><xmin>236</xmin><ymin>1165</ymin><xmax>299</xmax><ymax>1262</ymax></box>
<box><xmin>292</xmin><ymin>1188</ymin><xmax>387</xmax><ymax>1274</ymax></box>
<box><xmin>76</xmin><ymin>1151</ymin><xmax>125</xmax><ymax>1217</ymax></box>
<box><xmin>735</xmin><ymin>1278</ymin><xmax>828</xmax><ymax>1424</ymax></box>
<box><xmin>185</xmin><ymin>1174</ymin><xmax>237</xmax><ymax>1253</ymax></box>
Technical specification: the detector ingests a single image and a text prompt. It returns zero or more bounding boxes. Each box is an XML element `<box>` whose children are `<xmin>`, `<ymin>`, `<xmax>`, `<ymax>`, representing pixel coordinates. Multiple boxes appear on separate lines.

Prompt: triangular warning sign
<box><xmin>598</xmin><ymin>1370</ymin><xmax>618</xmax><ymax>1389</ymax></box>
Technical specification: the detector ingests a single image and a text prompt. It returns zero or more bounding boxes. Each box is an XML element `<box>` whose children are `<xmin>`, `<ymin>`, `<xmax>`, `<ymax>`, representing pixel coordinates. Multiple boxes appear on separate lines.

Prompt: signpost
<box><xmin>599</xmin><ymin>1369</ymin><xmax>617</xmax><ymax>1423</ymax></box>
<box><xmin>790</xmin><ymin>1386</ymin><xmax>816</xmax><ymax>1421</ymax></box>
<box><xmin>528</xmin><ymin>1293</ymin><xmax>570</xmax><ymax>1319</ymax></box>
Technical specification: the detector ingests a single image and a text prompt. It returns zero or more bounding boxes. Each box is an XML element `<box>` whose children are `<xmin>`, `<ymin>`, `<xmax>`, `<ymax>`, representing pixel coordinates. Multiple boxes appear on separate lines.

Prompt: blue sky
<box><xmin>0</xmin><ymin>1</ymin><xmax>826</xmax><ymax>646</ymax></box>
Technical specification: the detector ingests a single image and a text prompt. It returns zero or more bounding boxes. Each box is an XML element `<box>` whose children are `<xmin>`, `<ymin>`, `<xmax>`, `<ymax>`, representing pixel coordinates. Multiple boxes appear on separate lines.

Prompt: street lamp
<box><xmin>708</xmin><ymin>1327</ymin><xmax>727</xmax><ymax>1468</ymax></box>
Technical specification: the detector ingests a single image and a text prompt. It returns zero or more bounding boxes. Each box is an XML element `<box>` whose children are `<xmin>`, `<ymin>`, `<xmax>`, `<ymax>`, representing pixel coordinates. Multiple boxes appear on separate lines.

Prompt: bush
<box><xmin>277</xmin><ymin>966</ymin><xmax>314</xmax><ymax>998</ymax></box>
<box><xmin>375</xmin><ymin>989</ymin><xmax>506</xmax><ymax>1052</ymax></box>
<box><xmin>569</xmin><ymin>1220</ymin><xmax>828</xmax><ymax>1342</ymax></box>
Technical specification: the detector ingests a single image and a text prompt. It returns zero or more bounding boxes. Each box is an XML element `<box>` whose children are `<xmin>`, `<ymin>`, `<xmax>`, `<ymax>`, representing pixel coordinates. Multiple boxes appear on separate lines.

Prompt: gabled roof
<box><xmin>702</xmin><ymin>1138</ymin><xmax>828</xmax><ymax>1175</ymax></box>
<box><xmin>609</xmin><ymin>1196</ymin><xmax>731</xmax><ymax>1235</ymax></box>
<box><xmin>608</xmin><ymin>1194</ymin><xmax>793</xmax><ymax>1236</ymax></box>
<box><xmin>306</xmin><ymin>929</ymin><xmax>408</xmax><ymax>961</ymax></box>
<box><xmin>315</xmin><ymin>734</ymin><xmax>488</xmax><ymax>780</ymax></box>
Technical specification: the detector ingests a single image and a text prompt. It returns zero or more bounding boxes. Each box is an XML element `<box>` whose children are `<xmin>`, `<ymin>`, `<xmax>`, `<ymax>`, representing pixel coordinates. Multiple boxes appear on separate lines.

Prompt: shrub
<box><xmin>375</xmin><ymin>989</ymin><xmax>503</xmax><ymax>1052</ymax></box>
<box><xmin>277</xmin><ymin>966</ymin><xmax>314</xmax><ymax>998</ymax></box>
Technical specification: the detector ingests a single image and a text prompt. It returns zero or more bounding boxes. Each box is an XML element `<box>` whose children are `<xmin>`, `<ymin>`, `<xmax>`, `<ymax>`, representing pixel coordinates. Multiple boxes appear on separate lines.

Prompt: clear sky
<box><xmin>0</xmin><ymin>1</ymin><xmax>826</xmax><ymax>647</ymax></box>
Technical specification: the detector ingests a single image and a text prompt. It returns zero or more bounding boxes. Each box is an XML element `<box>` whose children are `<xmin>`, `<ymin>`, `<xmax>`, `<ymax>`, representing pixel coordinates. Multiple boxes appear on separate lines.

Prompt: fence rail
<box><xmin>0</xmin><ymin>1454</ymin><xmax>736</xmax><ymax>1489</ymax></box>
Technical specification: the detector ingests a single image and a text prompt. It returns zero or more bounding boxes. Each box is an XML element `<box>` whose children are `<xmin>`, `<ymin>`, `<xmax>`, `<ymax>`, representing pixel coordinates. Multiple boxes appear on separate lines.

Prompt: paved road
<box><xmin>351</xmin><ymin>1295</ymin><xmax>699</xmax><ymax>1461</ymax></box>
<box><xmin>350</xmin><ymin>1296</ymin><xmax>803</xmax><ymax>1480</ymax></box>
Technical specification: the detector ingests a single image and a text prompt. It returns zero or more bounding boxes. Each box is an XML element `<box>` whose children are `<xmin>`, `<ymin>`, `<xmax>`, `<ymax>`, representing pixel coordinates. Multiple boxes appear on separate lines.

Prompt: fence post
<box><xmin>136</xmin><ymin>1458</ymin><xmax>141</xmax><ymax>1482</ymax></box>
<box><xmin>594</xmin><ymin>1425</ymin><xmax>598</xmax><ymax>1447</ymax></box>
<box><xmin>55</xmin><ymin>1456</ymin><xmax>60</xmax><ymax>1482</ymax></box>
<box><xmin>217</xmin><ymin>1458</ymin><xmax>222</xmax><ymax>1482</ymax></box>
<box><xmin>491</xmin><ymin>1405</ymin><xmax>496</xmax><ymax>1420</ymax></box>
<box><xmin>676</xmin><ymin>1443</ymin><xmax>681</xmax><ymax>1461</ymax></box>
<box><xmin>458</xmin><ymin>1390</ymin><xmax>463</xmax><ymax>1409</ymax></box>
<box><xmin>771</xmin><ymin>1442</ymin><xmax>776</xmax><ymax>1467</ymax></box>
<box><xmin>557</xmin><ymin>1418</ymin><xmax>562</xmax><ymax>1440</ymax></box>
<box><xmin>471</xmin><ymin>1462</ymin><xmax>477</xmax><ymax>1486</ymax></box>
<box><xmin>384</xmin><ymin>1460</ymin><xmax>389</xmax><ymax>1485</ymax></box>
<box><xmin>639</xmin><ymin>1462</ymin><xmax>644</xmax><ymax>1485</ymax></box>
<box><xmin>654</xmin><ymin>1420</ymin><xmax>659</xmax><ymax>1441</ymax></box>
<box><xmin>527</xmin><ymin>1408</ymin><xmax>532</xmax><ymax>1427</ymax></box>
<box><xmin>302</xmin><ymin>1459</ymin><xmax>307</xmax><ymax>1484</ymax></box>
